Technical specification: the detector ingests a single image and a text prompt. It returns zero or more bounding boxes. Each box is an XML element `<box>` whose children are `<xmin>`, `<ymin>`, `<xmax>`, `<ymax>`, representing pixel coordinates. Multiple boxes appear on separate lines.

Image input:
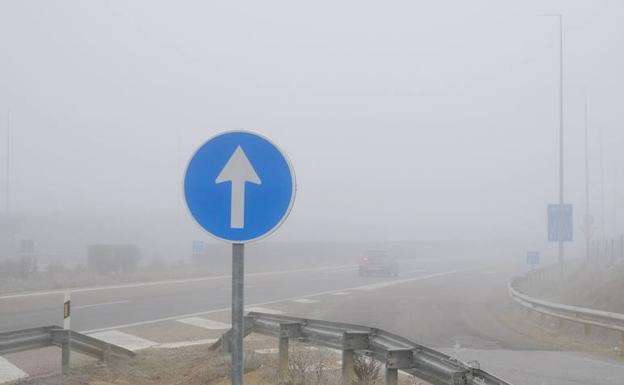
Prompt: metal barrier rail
<box><xmin>508</xmin><ymin>265</ymin><xmax>624</xmax><ymax>351</ymax></box>
<box><xmin>0</xmin><ymin>325</ymin><xmax>134</xmax><ymax>374</ymax></box>
<box><xmin>211</xmin><ymin>312</ymin><xmax>512</xmax><ymax>385</ymax></box>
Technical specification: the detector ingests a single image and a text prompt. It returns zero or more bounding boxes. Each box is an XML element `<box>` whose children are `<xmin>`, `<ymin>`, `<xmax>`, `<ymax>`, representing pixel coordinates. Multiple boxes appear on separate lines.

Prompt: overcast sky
<box><xmin>1</xmin><ymin>0</ymin><xmax>623</xmax><ymax>246</ymax></box>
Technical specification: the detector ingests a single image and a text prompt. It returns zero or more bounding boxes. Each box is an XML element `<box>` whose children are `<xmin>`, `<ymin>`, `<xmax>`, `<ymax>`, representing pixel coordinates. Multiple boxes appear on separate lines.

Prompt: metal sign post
<box><xmin>231</xmin><ymin>243</ymin><xmax>244</xmax><ymax>385</ymax></box>
<box><xmin>184</xmin><ymin>131</ymin><xmax>296</xmax><ymax>385</ymax></box>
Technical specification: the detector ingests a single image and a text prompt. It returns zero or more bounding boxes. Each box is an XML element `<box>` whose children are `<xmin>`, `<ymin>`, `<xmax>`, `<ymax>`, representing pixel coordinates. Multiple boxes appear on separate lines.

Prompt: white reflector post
<box><xmin>63</xmin><ymin>291</ymin><xmax>71</xmax><ymax>330</ymax></box>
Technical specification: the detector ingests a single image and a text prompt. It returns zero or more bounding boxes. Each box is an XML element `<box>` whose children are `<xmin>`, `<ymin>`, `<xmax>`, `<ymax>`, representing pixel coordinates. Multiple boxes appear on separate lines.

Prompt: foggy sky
<box><xmin>1</xmin><ymin>0</ymin><xmax>623</xmax><ymax>250</ymax></box>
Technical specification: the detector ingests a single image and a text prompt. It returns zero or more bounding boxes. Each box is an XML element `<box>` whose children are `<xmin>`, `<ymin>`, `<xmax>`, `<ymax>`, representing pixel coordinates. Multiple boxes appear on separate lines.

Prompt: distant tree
<box><xmin>87</xmin><ymin>244</ymin><xmax>141</xmax><ymax>275</ymax></box>
<box><xmin>0</xmin><ymin>256</ymin><xmax>38</xmax><ymax>280</ymax></box>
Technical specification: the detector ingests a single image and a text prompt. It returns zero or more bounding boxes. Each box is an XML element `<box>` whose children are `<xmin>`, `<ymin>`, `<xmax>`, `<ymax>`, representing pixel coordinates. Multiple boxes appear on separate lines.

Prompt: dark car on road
<box><xmin>358</xmin><ymin>249</ymin><xmax>399</xmax><ymax>277</ymax></box>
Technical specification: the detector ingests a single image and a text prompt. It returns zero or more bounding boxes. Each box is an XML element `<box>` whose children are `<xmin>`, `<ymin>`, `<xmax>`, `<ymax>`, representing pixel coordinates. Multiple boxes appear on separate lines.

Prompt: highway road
<box><xmin>0</xmin><ymin>259</ymin><xmax>446</xmax><ymax>333</ymax></box>
<box><xmin>1</xmin><ymin>256</ymin><xmax>624</xmax><ymax>384</ymax></box>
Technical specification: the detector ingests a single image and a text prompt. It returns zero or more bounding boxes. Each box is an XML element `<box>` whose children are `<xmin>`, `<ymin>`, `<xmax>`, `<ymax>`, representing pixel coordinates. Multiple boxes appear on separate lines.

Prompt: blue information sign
<box><xmin>526</xmin><ymin>251</ymin><xmax>540</xmax><ymax>266</ymax></box>
<box><xmin>184</xmin><ymin>131</ymin><xmax>296</xmax><ymax>243</ymax></box>
<box><xmin>547</xmin><ymin>204</ymin><xmax>573</xmax><ymax>242</ymax></box>
<box><xmin>192</xmin><ymin>240</ymin><xmax>205</xmax><ymax>256</ymax></box>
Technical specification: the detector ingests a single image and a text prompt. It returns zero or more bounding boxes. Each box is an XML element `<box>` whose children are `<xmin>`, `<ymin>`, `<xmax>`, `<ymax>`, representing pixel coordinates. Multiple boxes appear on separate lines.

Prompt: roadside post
<box><xmin>184</xmin><ymin>131</ymin><xmax>296</xmax><ymax>385</ymax></box>
<box><xmin>62</xmin><ymin>291</ymin><xmax>71</xmax><ymax>375</ymax></box>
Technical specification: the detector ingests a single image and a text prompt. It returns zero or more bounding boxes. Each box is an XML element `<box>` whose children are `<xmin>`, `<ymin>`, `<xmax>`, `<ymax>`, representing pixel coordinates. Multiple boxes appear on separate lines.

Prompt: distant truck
<box><xmin>358</xmin><ymin>249</ymin><xmax>398</xmax><ymax>277</ymax></box>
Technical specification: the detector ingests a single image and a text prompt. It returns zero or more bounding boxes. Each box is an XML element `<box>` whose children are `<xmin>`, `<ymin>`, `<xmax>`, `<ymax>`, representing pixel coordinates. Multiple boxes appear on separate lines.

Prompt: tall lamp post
<box><xmin>4</xmin><ymin>110</ymin><xmax>9</xmax><ymax>216</ymax></box>
<box><xmin>541</xmin><ymin>14</ymin><xmax>565</xmax><ymax>272</ymax></box>
<box><xmin>583</xmin><ymin>89</ymin><xmax>592</xmax><ymax>260</ymax></box>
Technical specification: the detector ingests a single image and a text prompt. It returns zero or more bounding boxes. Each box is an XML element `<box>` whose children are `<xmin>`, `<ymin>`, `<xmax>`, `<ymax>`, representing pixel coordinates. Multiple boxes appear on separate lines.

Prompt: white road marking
<box><xmin>0</xmin><ymin>265</ymin><xmax>357</xmax><ymax>300</ymax></box>
<box><xmin>156</xmin><ymin>339</ymin><xmax>217</xmax><ymax>349</ymax></box>
<box><xmin>83</xmin><ymin>269</ymin><xmax>462</xmax><ymax>334</ymax></box>
<box><xmin>330</xmin><ymin>292</ymin><xmax>351</xmax><ymax>296</ymax></box>
<box><xmin>246</xmin><ymin>307</ymin><xmax>284</xmax><ymax>315</ymax></box>
<box><xmin>88</xmin><ymin>330</ymin><xmax>158</xmax><ymax>351</ymax></box>
<box><xmin>292</xmin><ymin>298</ymin><xmax>319</xmax><ymax>304</ymax></box>
<box><xmin>74</xmin><ymin>300</ymin><xmax>131</xmax><ymax>309</ymax></box>
<box><xmin>401</xmin><ymin>269</ymin><xmax>426</xmax><ymax>275</ymax></box>
<box><xmin>254</xmin><ymin>348</ymin><xmax>279</xmax><ymax>354</ymax></box>
<box><xmin>177</xmin><ymin>317</ymin><xmax>230</xmax><ymax>330</ymax></box>
<box><xmin>0</xmin><ymin>357</ymin><xmax>27</xmax><ymax>384</ymax></box>
<box><xmin>355</xmin><ymin>271</ymin><xmax>458</xmax><ymax>291</ymax></box>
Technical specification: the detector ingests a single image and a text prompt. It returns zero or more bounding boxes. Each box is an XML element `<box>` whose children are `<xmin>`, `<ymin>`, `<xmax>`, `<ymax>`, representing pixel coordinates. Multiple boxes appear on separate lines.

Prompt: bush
<box><xmin>87</xmin><ymin>244</ymin><xmax>140</xmax><ymax>275</ymax></box>
<box><xmin>354</xmin><ymin>354</ymin><xmax>381</xmax><ymax>385</ymax></box>
<box><xmin>0</xmin><ymin>255</ymin><xmax>38</xmax><ymax>280</ymax></box>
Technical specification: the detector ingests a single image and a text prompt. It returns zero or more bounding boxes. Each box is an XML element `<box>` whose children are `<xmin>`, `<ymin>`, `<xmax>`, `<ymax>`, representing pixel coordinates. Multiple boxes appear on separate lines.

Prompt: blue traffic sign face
<box><xmin>192</xmin><ymin>240</ymin><xmax>205</xmax><ymax>256</ymax></box>
<box><xmin>184</xmin><ymin>131</ymin><xmax>296</xmax><ymax>243</ymax></box>
<box><xmin>547</xmin><ymin>204</ymin><xmax>573</xmax><ymax>242</ymax></box>
<box><xmin>526</xmin><ymin>251</ymin><xmax>540</xmax><ymax>266</ymax></box>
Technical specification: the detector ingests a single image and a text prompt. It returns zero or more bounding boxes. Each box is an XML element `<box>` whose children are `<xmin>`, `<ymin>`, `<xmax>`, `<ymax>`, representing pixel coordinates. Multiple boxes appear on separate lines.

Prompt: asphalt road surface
<box><xmin>1</xmin><ymin>256</ymin><xmax>623</xmax><ymax>385</ymax></box>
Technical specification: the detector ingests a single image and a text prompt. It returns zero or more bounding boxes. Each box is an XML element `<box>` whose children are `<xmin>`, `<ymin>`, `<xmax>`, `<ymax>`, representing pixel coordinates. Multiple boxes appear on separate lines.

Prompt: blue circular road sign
<box><xmin>184</xmin><ymin>131</ymin><xmax>296</xmax><ymax>243</ymax></box>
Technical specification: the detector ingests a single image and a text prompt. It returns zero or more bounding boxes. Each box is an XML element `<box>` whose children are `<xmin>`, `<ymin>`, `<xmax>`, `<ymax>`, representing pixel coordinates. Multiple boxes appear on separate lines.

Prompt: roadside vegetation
<box><xmin>528</xmin><ymin>259</ymin><xmax>624</xmax><ymax>313</ymax></box>
<box><xmin>0</xmin><ymin>254</ymin><xmax>219</xmax><ymax>295</ymax></box>
<box><xmin>13</xmin><ymin>344</ymin><xmax>428</xmax><ymax>385</ymax></box>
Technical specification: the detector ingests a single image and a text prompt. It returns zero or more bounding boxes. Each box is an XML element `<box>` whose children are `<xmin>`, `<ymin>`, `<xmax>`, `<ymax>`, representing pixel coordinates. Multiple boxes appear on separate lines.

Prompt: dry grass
<box><xmin>15</xmin><ymin>346</ymin><xmax>241</xmax><ymax>385</ymax></box>
<box><xmin>14</xmin><ymin>343</ymin><xmax>427</xmax><ymax>385</ymax></box>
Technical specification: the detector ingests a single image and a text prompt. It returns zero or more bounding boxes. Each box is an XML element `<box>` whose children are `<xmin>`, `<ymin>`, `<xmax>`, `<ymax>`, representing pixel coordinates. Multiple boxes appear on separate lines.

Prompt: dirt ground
<box><xmin>14</xmin><ymin>346</ymin><xmax>234</xmax><ymax>385</ymax></box>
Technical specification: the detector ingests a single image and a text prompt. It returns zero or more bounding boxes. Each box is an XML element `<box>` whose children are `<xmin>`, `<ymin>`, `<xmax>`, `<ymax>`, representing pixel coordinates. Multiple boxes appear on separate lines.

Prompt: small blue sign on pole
<box><xmin>192</xmin><ymin>240</ymin><xmax>205</xmax><ymax>256</ymax></box>
<box><xmin>548</xmin><ymin>204</ymin><xmax>573</xmax><ymax>242</ymax></box>
<box><xmin>526</xmin><ymin>251</ymin><xmax>540</xmax><ymax>267</ymax></box>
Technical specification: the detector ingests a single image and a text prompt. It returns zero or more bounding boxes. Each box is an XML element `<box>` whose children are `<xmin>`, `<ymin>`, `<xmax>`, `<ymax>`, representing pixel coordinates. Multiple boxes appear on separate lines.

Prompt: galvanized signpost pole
<box><xmin>231</xmin><ymin>243</ymin><xmax>245</xmax><ymax>385</ymax></box>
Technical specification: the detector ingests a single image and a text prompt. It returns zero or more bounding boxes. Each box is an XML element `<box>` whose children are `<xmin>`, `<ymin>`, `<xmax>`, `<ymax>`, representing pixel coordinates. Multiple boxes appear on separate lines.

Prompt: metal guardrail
<box><xmin>0</xmin><ymin>326</ymin><xmax>134</xmax><ymax>374</ymax></box>
<box><xmin>508</xmin><ymin>264</ymin><xmax>624</xmax><ymax>351</ymax></box>
<box><xmin>211</xmin><ymin>312</ymin><xmax>512</xmax><ymax>385</ymax></box>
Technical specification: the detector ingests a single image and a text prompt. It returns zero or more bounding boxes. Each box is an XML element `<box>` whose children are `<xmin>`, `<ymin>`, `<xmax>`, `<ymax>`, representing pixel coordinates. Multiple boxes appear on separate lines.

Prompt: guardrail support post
<box><xmin>384</xmin><ymin>349</ymin><xmax>412</xmax><ymax>385</ymax></box>
<box><xmin>341</xmin><ymin>332</ymin><xmax>369</xmax><ymax>385</ymax></box>
<box><xmin>102</xmin><ymin>342</ymin><xmax>112</xmax><ymax>363</ymax></box>
<box><xmin>620</xmin><ymin>332</ymin><xmax>624</xmax><ymax>355</ymax></box>
<box><xmin>278</xmin><ymin>336</ymin><xmax>289</xmax><ymax>381</ymax></box>
<box><xmin>584</xmin><ymin>324</ymin><xmax>590</xmax><ymax>336</ymax></box>
<box><xmin>276</xmin><ymin>321</ymin><xmax>302</xmax><ymax>383</ymax></box>
<box><xmin>385</xmin><ymin>367</ymin><xmax>398</xmax><ymax>385</ymax></box>
<box><xmin>342</xmin><ymin>349</ymin><xmax>355</xmax><ymax>385</ymax></box>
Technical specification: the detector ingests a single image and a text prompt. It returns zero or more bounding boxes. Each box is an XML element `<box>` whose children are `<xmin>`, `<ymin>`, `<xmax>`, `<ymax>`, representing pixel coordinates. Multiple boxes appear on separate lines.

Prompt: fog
<box><xmin>1</xmin><ymin>1</ymin><xmax>624</xmax><ymax>262</ymax></box>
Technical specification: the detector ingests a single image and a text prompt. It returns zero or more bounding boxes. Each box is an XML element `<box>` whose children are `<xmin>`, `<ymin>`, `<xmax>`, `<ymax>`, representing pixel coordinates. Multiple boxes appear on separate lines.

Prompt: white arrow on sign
<box><xmin>215</xmin><ymin>146</ymin><xmax>262</xmax><ymax>229</ymax></box>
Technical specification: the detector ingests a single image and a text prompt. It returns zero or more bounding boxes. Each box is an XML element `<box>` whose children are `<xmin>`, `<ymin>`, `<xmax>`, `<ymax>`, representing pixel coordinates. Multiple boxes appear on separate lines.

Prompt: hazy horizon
<box><xmin>1</xmin><ymin>1</ymin><xmax>623</xmax><ymax>258</ymax></box>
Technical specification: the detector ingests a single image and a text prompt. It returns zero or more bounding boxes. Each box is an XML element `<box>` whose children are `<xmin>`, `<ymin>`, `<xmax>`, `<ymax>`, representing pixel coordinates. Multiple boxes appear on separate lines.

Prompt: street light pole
<box><xmin>543</xmin><ymin>14</ymin><xmax>566</xmax><ymax>272</ymax></box>
<box><xmin>539</xmin><ymin>13</ymin><xmax>566</xmax><ymax>273</ymax></box>
<box><xmin>599</xmin><ymin>111</ymin><xmax>606</xmax><ymax>241</ymax></box>
<box><xmin>4</xmin><ymin>109</ymin><xmax>9</xmax><ymax>216</ymax></box>
<box><xmin>557</xmin><ymin>15</ymin><xmax>564</xmax><ymax>272</ymax></box>
<box><xmin>584</xmin><ymin>89</ymin><xmax>591</xmax><ymax>260</ymax></box>
<box><xmin>541</xmin><ymin>14</ymin><xmax>565</xmax><ymax>271</ymax></box>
